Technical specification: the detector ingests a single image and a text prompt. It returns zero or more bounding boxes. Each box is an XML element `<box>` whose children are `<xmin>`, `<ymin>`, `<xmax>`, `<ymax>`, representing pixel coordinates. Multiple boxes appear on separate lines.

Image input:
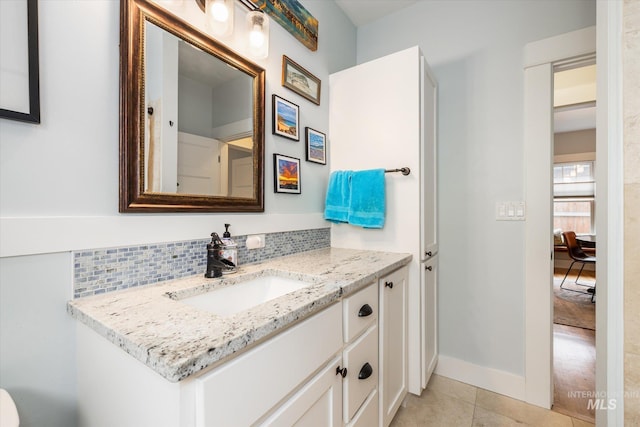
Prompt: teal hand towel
<box><xmin>324</xmin><ymin>170</ymin><xmax>352</xmax><ymax>223</ymax></box>
<box><xmin>348</xmin><ymin>169</ymin><xmax>386</xmax><ymax>228</ymax></box>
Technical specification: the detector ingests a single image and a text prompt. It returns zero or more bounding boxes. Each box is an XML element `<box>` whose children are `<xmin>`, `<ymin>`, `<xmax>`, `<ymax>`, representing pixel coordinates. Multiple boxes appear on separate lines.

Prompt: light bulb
<box><xmin>209</xmin><ymin>0</ymin><xmax>229</xmax><ymax>22</ymax></box>
<box><xmin>206</xmin><ymin>0</ymin><xmax>234</xmax><ymax>37</ymax></box>
<box><xmin>245</xmin><ymin>10</ymin><xmax>269</xmax><ymax>58</ymax></box>
<box><xmin>249</xmin><ymin>24</ymin><xmax>264</xmax><ymax>47</ymax></box>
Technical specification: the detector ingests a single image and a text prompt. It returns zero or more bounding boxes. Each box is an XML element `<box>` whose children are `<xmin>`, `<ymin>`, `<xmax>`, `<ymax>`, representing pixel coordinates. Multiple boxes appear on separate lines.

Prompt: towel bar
<box><xmin>384</xmin><ymin>167</ymin><xmax>411</xmax><ymax>176</ymax></box>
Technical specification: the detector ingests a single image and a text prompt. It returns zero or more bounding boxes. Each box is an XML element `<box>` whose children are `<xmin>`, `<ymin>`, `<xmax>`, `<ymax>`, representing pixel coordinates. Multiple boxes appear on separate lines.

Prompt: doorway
<box><xmin>522</xmin><ymin>25</ymin><xmax>596</xmax><ymax>410</ymax></box>
<box><xmin>551</xmin><ymin>62</ymin><xmax>597</xmax><ymax>423</ymax></box>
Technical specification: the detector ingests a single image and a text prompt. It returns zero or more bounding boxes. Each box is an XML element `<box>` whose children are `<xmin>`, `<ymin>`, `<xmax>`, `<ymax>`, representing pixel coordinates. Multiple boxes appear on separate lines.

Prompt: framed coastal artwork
<box><xmin>274</xmin><ymin>153</ymin><xmax>301</xmax><ymax>194</ymax></box>
<box><xmin>0</xmin><ymin>0</ymin><xmax>40</xmax><ymax>123</ymax></box>
<box><xmin>282</xmin><ymin>55</ymin><xmax>320</xmax><ymax>105</ymax></box>
<box><xmin>305</xmin><ymin>127</ymin><xmax>326</xmax><ymax>165</ymax></box>
<box><xmin>247</xmin><ymin>0</ymin><xmax>318</xmax><ymax>51</ymax></box>
<box><xmin>272</xmin><ymin>94</ymin><xmax>299</xmax><ymax>141</ymax></box>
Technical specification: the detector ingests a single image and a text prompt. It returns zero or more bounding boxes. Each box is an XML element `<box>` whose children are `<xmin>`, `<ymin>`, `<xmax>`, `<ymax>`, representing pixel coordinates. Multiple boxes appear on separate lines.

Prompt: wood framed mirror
<box><xmin>120</xmin><ymin>0</ymin><xmax>265</xmax><ymax>212</ymax></box>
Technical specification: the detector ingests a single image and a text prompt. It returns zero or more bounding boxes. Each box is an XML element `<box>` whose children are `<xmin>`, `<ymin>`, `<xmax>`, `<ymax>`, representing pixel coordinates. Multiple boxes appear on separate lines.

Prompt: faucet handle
<box><xmin>209</xmin><ymin>232</ymin><xmax>223</xmax><ymax>248</ymax></box>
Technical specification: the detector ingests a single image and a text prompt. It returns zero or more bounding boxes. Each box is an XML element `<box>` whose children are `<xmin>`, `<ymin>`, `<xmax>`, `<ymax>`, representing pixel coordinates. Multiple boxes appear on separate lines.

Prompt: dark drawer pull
<box><xmin>358</xmin><ymin>304</ymin><xmax>373</xmax><ymax>317</ymax></box>
<box><xmin>385</xmin><ymin>281</ymin><xmax>393</xmax><ymax>289</ymax></box>
<box><xmin>358</xmin><ymin>362</ymin><xmax>373</xmax><ymax>380</ymax></box>
<box><xmin>336</xmin><ymin>366</ymin><xmax>347</xmax><ymax>378</ymax></box>
<box><xmin>425</xmin><ymin>266</ymin><xmax>433</xmax><ymax>271</ymax></box>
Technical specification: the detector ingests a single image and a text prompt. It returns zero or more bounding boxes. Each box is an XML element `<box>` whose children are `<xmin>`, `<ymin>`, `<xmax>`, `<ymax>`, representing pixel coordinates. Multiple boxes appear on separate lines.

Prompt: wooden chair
<box><xmin>560</xmin><ymin>231</ymin><xmax>596</xmax><ymax>302</ymax></box>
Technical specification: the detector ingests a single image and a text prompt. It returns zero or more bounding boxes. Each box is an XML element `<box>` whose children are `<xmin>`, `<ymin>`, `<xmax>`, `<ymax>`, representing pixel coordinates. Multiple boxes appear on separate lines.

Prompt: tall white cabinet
<box><xmin>329</xmin><ymin>45</ymin><xmax>439</xmax><ymax>411</ymax></box>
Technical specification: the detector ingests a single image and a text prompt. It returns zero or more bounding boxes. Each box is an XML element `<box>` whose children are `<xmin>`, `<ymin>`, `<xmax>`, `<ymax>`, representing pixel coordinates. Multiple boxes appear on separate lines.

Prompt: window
<box><xmin>553</xmin><ymin>161</ymin><xmax>595</xmax><ymax>234</ymax></box>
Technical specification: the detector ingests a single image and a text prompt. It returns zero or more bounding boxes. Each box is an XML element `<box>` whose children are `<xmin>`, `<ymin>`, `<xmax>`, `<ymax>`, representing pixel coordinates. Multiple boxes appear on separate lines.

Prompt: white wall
<box><xmin>355</xmin><ymin>0</ymin><xmax>596</xmax><ymax>380</ymax></box>
<box><xmin>0</xmin><ymin>1</ymin><xmax>355</xmax><ymax>425</ymax></box>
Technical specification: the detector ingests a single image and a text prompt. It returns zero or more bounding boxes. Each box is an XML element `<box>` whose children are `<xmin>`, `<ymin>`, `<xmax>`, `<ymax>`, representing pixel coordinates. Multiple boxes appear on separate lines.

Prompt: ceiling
<box><xmin>332</xmin><ymin>1</ymin><xmax>595</xmax><ymax>133</ymax></box>
<box><xmin>554</xmin><ymin>65</ymin><xmax>597</xmax><ymax>133</ymax></box>
<box><xmin>334</xmin><ymin>0</ymin><xmax>417</xmax><ymax>27</ymax></box>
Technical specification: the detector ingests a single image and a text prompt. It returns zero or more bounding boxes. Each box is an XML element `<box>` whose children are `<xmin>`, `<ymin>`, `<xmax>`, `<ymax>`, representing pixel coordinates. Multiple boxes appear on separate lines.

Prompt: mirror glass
<box><xmin>120</xmin><ymin>0</ymin><xmax>265</xmax><ymax>212</ymax></box>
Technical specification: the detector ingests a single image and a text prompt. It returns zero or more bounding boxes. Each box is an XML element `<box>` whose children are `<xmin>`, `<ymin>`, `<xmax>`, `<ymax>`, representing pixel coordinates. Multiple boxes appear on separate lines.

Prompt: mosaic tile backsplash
<box><xmin>73</xmin><ymin>228</ymin><xmax>330</xmax><ymax>298</ymax></box>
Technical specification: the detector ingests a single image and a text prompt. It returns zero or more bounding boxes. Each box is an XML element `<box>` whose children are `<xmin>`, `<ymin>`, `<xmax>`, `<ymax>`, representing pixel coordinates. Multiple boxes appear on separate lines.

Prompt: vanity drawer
<box><xmin>347</xmin><ymin>389</ymin><xmax>378</xmax><ymax>427</ymax></box>
<box><xmin>343</xmin><ymin>324</ymin><xmax>378</xmax><ymax>423</ymax></box>
<box><xmin>193</xmin><ymin>303</ymin><xmax>342</xmax><ymax>427</ymax></box>
<box><xmin>343</xmin><ymin>282</ymin><xmax>378</xmax><ymax>343</ymax></box>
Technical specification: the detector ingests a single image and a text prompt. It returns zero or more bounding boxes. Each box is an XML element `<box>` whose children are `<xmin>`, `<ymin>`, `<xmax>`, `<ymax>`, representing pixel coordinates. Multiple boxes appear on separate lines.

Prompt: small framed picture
<box><xmin>272</xmin><ymin>94</ymin><xmax>300</xmax><ymax>141</ymax></box>
<box><xmin>305</xmin><ymin>127</ymin><xmax>326</xmax><ymax>165</ymax></box>
<box><xmin>274</xmin><ymin>153</ymin><xmax>301</xmax><ymax>194</ymax></box>
<box><xmin>282</xmin><ymin>55</ymin><xmax>321</xmax><ymax>105</ymax></box>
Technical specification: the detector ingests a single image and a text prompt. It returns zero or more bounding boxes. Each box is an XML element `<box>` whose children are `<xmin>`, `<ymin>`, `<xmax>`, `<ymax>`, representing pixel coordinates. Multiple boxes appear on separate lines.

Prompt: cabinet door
<box><xmin>421</xmin><ymin>255</ymin><xmax>438</xmax><ymax>389</ymax></box>
<box><xmin>343</xmin><ymin>324</ymin><xmax>378</xmax><ymax>422</ymax></box>
<box><xmin>421</xmin><ymin>56</ymin><xmax>438</xmax><ymax>259</ymax></box>
<box><xmin>259</xmin><ymin>355</ymin><xmax>343</xmax><ymax>427</ymax></box>
<box><xmin>379</xmin><ymin>267</ymin><xmax>408</xmax><ymax>427</ymax></box>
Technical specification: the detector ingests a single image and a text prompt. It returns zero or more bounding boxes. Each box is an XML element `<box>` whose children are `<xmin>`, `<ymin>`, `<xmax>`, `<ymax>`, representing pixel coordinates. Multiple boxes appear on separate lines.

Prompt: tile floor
<box><xmin>389</xmin><ymin>374</ymin><xmax>595</xmax><ymax>426</ymax></box>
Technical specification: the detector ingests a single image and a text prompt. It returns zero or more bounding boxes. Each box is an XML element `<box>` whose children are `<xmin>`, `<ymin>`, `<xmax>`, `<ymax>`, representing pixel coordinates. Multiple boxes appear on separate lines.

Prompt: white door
<box><xmin>421</xmin><ymin>255</ymin><xmax>438</xmax><ymax>389</ymax></box>
<box><xmin>421</xmin><ymin>57</ymin><xmax>438</xmax><ymax>259</ymax></box>
<box><xmin>177</xmin><ymin>132</ymin><xmax>220</xmax><ymax>195</ymax></box>
<box><xmin>379</xmin><ymin>267</ymin><xmax>408</xmax><ymax>427</ymax></box>
<box><xmin>231</xmin><ymin>156</ymin><xmax>253</xmax><ymax>197</ymax></box>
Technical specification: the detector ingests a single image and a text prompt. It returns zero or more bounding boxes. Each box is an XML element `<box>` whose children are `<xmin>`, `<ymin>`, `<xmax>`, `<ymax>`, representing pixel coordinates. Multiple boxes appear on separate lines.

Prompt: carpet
<box><xmin>553</xmin><ymin>278</ymin><xmax>595</xmax><ymax>330</ymax></box>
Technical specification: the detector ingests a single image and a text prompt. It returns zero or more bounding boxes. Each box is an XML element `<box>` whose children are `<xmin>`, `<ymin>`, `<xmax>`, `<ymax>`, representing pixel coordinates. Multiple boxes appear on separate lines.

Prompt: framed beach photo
<box><xmin>282</xmin><ymin>55</ymin><xmax>321</xmax><ymax>105</ymax></box>
<box><xmin>272</xmin><ymin>94</ymin><xmax>299</xmax><ymax>141</ymax></box>
<box><xmin>305</xmin><ymin>127</ymin><xmax>326</xmax><ymax>165</ymax></box>
<box><xmin>274</xmin><ymin>153</ymin><xmax>301</xmax><ymax>194</ymax></box>
<box><xmin>0</xmin><ymin>0</ymin><xmax>40</xmax><ymax>123</ymax></box>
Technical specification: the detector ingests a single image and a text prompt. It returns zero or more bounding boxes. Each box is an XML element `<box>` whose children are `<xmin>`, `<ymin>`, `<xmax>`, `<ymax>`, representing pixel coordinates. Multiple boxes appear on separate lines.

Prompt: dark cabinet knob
<box><xmin>358</xmin><ymin>304</ymin><xmax>373</xmax><ymax>317</ymax></box>
<box><xmin>425</xmin><ymin>266</ymin><xmax>433</xmax><ymax>271</ymax></box>
<box><xmin>336</xmin><ymin>366</ymin><xmax>347</xmax><ymax>378</ymax></box>
<box><xmin>425</xmin><ymin>251</ymin><xmax>432</xmax><ymax>257</ymax></box>
<box><xmin>385</xmin><ymin>281</ymin><xmax>393</xmax><ymax>289</ymax></box>
<box><xmin>358</xmin><ymin>362</ymin><xmax>373</xmax><ymax>380</ymax></box>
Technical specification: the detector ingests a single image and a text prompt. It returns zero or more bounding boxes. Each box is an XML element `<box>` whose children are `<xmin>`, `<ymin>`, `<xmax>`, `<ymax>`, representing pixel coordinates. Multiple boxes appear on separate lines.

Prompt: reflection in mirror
<box><xmin>145</xmin><ymin>21</ymin><xmax>253</xmax><ymax>197</ymax></box>
<box><xmin>119</xmin><ymin>0</ymin><xmax>265</xmax><ymax>212</ymax></box>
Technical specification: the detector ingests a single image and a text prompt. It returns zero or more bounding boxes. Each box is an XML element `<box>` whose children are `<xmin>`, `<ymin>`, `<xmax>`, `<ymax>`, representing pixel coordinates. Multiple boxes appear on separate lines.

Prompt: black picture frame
<box><xmin>305</xmin><ymin>127</ymin><xmax>326</xmax><ymax>165</ymax></box>
<box><xmin>272</xmin><ymin>94</ymin><xmax>299</xmax><ymax>141</ymax></box>
<box><xmin>273</xmin><ymin>153</ymin><xmax>301</xmax><ymax>194</ymax></box>
<box><xmin>0</xmin><ymin>0</ymin><xmax>40</xmax><ymax>123</ymax></box>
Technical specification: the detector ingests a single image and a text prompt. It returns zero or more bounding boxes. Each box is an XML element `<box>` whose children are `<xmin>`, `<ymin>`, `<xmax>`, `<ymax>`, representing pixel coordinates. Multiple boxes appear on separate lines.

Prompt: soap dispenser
<box><xmin>205</xmin><ymin>232</ymin><xmax>225</xmax><ymax>278</ymax></box>
<box><xmin>220</xmin><ymin>223</ymin><xmax>238</xmax><ymax>273</ymax></box>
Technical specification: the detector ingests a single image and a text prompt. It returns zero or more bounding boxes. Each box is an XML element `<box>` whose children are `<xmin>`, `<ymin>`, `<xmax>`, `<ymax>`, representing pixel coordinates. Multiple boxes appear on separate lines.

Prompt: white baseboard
<box><xmin>434</xmin><ymin>355</ymin><xmax>526</xmax><ymax>402</ymax></box>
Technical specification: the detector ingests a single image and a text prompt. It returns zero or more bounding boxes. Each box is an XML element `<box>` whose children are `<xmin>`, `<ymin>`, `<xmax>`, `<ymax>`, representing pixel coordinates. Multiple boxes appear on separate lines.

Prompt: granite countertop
<box><xmin>67</xmin><ymin>247</ymin><xmax>411</xmax><ymax>382</ymax></box>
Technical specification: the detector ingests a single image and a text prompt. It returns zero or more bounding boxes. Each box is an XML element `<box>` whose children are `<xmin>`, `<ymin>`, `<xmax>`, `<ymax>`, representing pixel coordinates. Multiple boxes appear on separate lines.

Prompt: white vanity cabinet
<box><xmin>379</xmin><ymin>266</ymin><xmax>409</xmax><ymax>427</ymax></box>
<box><xmin>76</xmin><ymin>302</ymin><xmax>343</xmax><ymax>427</ymax></box>
<box><xmin>74</xmin><ymin>264</ymin><xmax>412</xmax><ymax>427</ymax></box>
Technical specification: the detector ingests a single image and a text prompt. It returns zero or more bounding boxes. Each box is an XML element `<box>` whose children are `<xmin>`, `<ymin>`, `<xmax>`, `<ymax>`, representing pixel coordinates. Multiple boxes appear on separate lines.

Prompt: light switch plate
<box><xmin>496</xmin><ymin>201</ymin><xmax>526</xmax><ymax>221</ymax></box>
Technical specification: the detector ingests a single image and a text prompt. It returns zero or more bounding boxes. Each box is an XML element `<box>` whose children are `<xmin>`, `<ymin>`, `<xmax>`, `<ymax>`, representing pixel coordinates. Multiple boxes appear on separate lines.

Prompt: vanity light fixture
<box><xmin>205</xmin><ymin>0</ymin><xmax>234</xmax><ymax>37</ymax></box>
<box><xmin>246</xmin><ymin>9</ymin><xmax>269</xmax><ymax>59</ymax></box>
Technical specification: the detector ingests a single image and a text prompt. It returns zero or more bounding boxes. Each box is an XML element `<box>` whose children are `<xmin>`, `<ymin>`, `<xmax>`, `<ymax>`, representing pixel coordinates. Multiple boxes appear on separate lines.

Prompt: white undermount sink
<box><xmin>180</xmin><ymin>275</ymin><xmax>312</xmax><ymax>316</ymax></box>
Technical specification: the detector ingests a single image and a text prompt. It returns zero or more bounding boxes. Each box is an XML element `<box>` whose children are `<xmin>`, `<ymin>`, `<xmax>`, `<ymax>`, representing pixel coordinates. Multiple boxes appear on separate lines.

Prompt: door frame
<box><xmin>523</xmin><ymin>4</ymin><xmax>624</xmax><ymax>424</ymax></box>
